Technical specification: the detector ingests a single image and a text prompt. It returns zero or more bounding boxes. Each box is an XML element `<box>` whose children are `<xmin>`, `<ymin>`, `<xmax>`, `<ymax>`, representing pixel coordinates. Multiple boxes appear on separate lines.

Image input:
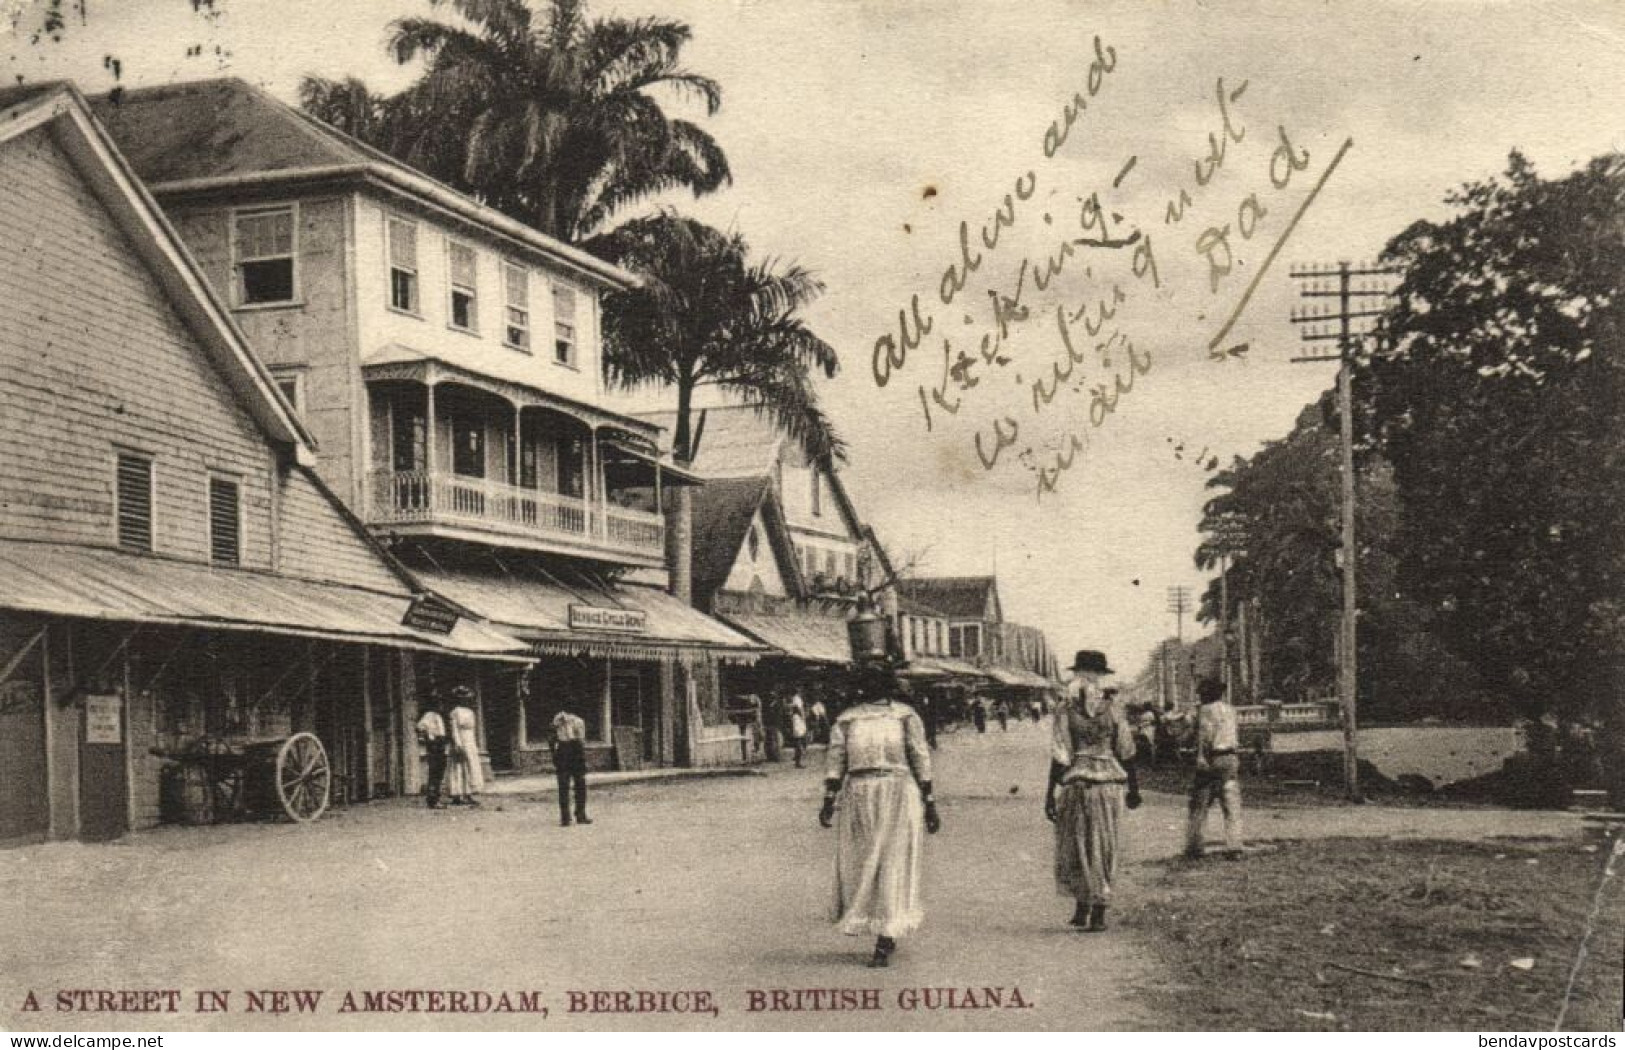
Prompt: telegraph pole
<box><xmin>1289</xmin><ymin>260</ymin><xmax>1399</xmax><ymax>803</ymax></box>
<box><xmin>1166</xmin><ymin>585</ymin><xmax>1191</xmax><ymax>706</ymax></box>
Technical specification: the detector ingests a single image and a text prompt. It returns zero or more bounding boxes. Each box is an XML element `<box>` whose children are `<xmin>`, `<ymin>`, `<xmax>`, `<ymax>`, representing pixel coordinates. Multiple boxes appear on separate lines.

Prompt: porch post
<box><xmin>424</xmin><ymin>382</ymin><xmax>437</xmax><ymax>486</ymax></box>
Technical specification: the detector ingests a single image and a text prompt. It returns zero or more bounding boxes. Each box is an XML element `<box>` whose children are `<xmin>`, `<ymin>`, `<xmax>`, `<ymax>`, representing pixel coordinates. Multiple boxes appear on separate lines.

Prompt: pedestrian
<box><xmin>971</xmin><ymin>696</ymin><xmax>988</xmax><ymax>734</ymax></box>
<box><xmin>444</xmin><ymin>685</ymin><xmax>483</xmax><ymax>806</ymax></box>
<box><xmin>918</xmin><ymin>693</ymin><xmax>939</xmax><ymax>750</ymax></box>
<box><xmin>1029</xmin><ymin>699</ymin><xmax>1043</xmax><ymax>724</ymax></box>
<box><xmin>414</xmin><ymin>694</ymin><xmax>449</xmax><ymax>810</ymax></box>
<box><xmin>995</xmin><ymin>698</ymin><xmax>1010</xmax><ymax>732</ymax></box>
<box><xmin>764</xmin><ymin>692</ymin><xmax>785</xmax><ymax>763</ymax></box>
<box><xmin>809</xmin><ymin>696</ymin><xmax>829</xmax><ymax>745</ymax></box>
<box><xmin>787</xmin><ymin>688</ymin><xmax>809</xmax><ymax>768</ymax></box>
<box><xmin>1045</xmin><ymin>650</ymin><xmax>1141</xmax><ymax>932</ymax></box>
<box><xmin>819</xmin><ymin>664</ymin><xmax>941</xmax><ymax>968</ymax></box>
<box><xmin>551</xmin><ymin>704</ymin><xmax>592</xmax><ymax>826</ymax></box>
<box><xmin>1185</xmin><ymin>677</ymin><xmax>1244</xmax><ymax>860</ymax></box>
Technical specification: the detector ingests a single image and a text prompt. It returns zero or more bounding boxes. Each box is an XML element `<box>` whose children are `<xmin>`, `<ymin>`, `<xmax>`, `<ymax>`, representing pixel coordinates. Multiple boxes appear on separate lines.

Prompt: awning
<box><xmin>0</xmin><ymin>539</ymin><xmax>531</xmax><ymax>661</ymax></box>
<box><xmin>935</xmin><ymin>657</ymin><xmax>991</xmax><ymax>679</ymax></box>
<box><xmin>722</xmin><ymin>611</ymin><xmax>852</xmax><ymax>665</ymax></box>
<box><xmin>413</xmin><ymin>565</ymin><xmax>764</xmax><ymax>667</ymax></box>
<box><xmin>985</xmin><ymin>666</ymin><xmax>1027</xmax><ymax>686</ymax></box>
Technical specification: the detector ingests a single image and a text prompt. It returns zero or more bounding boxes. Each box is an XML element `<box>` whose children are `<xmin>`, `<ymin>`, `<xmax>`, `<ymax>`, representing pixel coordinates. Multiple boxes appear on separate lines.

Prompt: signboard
<box><xmin>568</xmin><ymin>604</ymin><xmax>648</xmax><ymax>634</ymax></box>
<box><xmin>402</xmin><ymin>593</ymin><xmax>460</xmax><ymax>635</ymax></box>
<box><xmin>84</xmin><ymin>694</ymin><xmax>122</xmax><ymax>745</ymax></box>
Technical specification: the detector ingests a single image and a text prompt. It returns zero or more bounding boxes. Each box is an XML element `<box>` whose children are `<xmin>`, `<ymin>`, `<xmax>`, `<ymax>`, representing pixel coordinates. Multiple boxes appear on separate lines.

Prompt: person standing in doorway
<box><xmin>1186</xmin><ymin>677</ymin><xmax>1244</xmax><ymax>860</ymax></box>
<box><xmin>445</xmin><ymin>685</ymin><xmax>483</xmax><ymax>806</ymax></box>
<box><xmin>1046</xmin><ymin>650</ymin><xmax>1141</xmax><ymax>931</ymax></box>
<box><xmin>415</xmin><ymin>694</ymin><xmax>449</xmax><ymax>810</ymax></box>
<box><xmin>551</xmin><ymin>704</ymin><xmax>591</xmax><ymax>827</ymax></box>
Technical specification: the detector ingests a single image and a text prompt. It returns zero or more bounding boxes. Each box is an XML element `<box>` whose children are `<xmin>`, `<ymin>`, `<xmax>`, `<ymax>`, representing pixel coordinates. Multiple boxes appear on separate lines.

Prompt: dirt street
<box><xmin>0</xmin><ymin>721</ymin><xmax>1590</xmax><ymax>1031</ymax></box>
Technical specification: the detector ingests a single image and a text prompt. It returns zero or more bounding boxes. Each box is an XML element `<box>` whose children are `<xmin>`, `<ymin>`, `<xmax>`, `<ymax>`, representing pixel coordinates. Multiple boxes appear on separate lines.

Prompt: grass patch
<box><xmin>1121</xmin><ymin>833</ymin><xmax>1625</xmax><ymax>1031</ymax></box>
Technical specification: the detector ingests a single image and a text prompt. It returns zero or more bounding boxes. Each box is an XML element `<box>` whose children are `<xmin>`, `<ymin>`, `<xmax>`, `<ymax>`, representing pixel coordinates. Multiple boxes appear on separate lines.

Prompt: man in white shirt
<box><xmin>551</xmin><ymin>706</ymin><xmax>591</xmax><ymax>827</ymax></box>
<box><xmin>414</xmin><ymin>696</ymin><xmax>448</xmax><ymax>810</ymax></box>
<box><xmin>1186</xmin><ymin>677</ymin><xmax>1244</xmax><ymax>860</ymax></box>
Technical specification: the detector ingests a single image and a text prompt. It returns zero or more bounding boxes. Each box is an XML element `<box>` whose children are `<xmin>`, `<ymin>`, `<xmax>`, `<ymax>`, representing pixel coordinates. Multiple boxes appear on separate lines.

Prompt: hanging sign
<box><xmin>403</xmin><ymin>593</ymin><xmax>461</xmax><ymax>635</ymax></box>
<box><xmin>568</xmin><ymin>604</ymin><xmax>647</xmax><ymax>634</ymax></box>
<box><xmin>85</xmin><ymin>694</ymin><xmax>122</xmax><ymax>745</ymax></box>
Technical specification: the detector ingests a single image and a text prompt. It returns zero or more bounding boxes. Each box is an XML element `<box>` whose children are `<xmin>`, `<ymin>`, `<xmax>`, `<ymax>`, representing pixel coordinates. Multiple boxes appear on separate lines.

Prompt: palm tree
<box><xmin>300</xmin><ymin>0</ymin><xmax>730</xmax><ymax>242</ymax></box>
<box><xmin>591</xmin><ymin>213</ymin><xmax>843</xmax><ymax>466</ymax></box>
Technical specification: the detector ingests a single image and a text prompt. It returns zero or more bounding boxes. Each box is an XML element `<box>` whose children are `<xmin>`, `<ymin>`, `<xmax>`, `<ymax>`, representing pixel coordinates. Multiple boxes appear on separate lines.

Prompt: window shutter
<box><xmin>209</xmin><ymin>477</ymin><xmax>241</xmax><ymax>565</ymax></box>
<box><xmin>116</xmin><ymin>453</ymin><xmax>153</xmax><ymax>552</ymax></box>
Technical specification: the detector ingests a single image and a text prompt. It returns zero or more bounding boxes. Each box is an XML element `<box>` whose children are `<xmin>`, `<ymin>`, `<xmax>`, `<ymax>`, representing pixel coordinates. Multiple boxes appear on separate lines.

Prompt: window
<box><xmin>451</xmin><ymin>413</ymin><xmax>486</xmax><ymax>478</ymax></box>
<box><xmin>209</xmin><ymin>477</ymin><xmax>241</xmax><ymax>566</ymax></box>
<box><xmin>233</xmin><ymin>207</ymin><xmax>296</xmax><ymax>305</ymax></box>
<box><xmin>844</xmin><ymin>552</ymin><xmax>856</xmax><ymax>581</ymax></box>
<box><xmin>963</xmin><ymin>625</ymin><xmax>982</xmax><ymax>659</ymax></box>
<box><xmin>115</xmin><ymin>452</ymin><xmax>154</xmax><ymax>552</ymax></box>
<box><xmin>503</xmin><ymin>262</ymin><xmax>530</xmax><ymax>350</ymax></box>
<box><xmin>810</xmin><ymin>470</ymin><xmax>822</xmax><ymax>516</ymax></box>
<box><xmin>448</xmin><ymin>240</ymin><xmax>479</xmax><ymax>332</ymax></box>
<box><xmin>552</xmin><ymin>284</ymin><xmax>577</xmax><ymax>365</ymax></box>
<box><xmin>748</xmin><ymin>525</ymin><xmax>760</xmax><ymax>562</ymax></box>
<box><xmin>388</xmin><ymin>218</ymin><xmax>419</xmax><ymax>313</ymax></box>
<box><xmin>270</xmin><ymin>368</ymin><xmax>304</xmax><ymax>415</ymax></box>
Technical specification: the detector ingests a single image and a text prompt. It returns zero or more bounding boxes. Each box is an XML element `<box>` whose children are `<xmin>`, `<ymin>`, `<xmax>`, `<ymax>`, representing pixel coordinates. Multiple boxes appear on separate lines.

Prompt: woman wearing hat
<box><xmin>445</xmin><ymin>685</ymin><xmax>484</xmax><ymax>806</ymax></box>
<box><xmin>819</xmin><ymin>664</ymin><xmax>941</xmax><ymax>967</ymax></box>
<box><xmin>1045</xmin><ymin>650</ymin><xmax>1141</xmax><ymax>931</ymax></box>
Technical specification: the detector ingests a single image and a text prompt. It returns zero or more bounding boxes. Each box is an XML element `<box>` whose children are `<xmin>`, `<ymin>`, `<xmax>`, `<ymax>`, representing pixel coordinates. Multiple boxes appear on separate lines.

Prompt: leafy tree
<box><xmin>590</xmin><ymin>212</ymin><xmax>842</xmax><ymax>465</ymax></box>
<box><xmin>1359</xmin><ymin>151</ymin><xmax>1625</xmax><ymax>747</ymax></box>
<box><xmin>300</xmin><ymin>0</ymin><xmax>729</xmax><ymax>241</ymax></box>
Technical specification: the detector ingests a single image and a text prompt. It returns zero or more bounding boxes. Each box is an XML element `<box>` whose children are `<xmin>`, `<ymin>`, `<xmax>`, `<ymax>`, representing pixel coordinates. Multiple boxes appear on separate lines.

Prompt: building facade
<box><xmin>82</xmin><ymin>78</ymin><xmax>761</xmax><ymax>777</ymax></box>
<box><xmin>0</xmin><ymin>86</ymin><xmax>528</xmax><ymax>844</ymax></box>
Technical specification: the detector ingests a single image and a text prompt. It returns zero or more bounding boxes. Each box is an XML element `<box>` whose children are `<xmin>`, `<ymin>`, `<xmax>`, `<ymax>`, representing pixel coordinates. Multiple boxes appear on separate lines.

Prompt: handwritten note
<box><xmin>868</xmin><ymin>34</ymin><xmax>1347</xmax><ymax>499</ymax></box>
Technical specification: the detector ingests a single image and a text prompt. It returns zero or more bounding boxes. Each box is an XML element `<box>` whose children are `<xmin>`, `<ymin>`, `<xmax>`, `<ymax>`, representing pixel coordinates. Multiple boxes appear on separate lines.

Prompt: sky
<box><xmin>9</xmin><ymin>0</ymin><xmax>1625</xmax><ymax>679</ymax></box>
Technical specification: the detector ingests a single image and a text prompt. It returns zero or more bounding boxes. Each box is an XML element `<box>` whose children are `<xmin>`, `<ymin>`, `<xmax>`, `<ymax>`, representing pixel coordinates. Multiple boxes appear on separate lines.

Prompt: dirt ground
<box><xmin>1</xmin><ymin>721</ymin><xmax>1612</xmax><ymax>1032</ymax></box>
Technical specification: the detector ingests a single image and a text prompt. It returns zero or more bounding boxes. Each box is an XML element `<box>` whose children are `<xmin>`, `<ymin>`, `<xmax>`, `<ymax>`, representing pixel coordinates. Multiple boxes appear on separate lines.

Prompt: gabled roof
<box><xmin>897</xmin><ymin>576</ymin><xmax>1003</xmax><ymax>622</ymax></box>
<box><xmin>689</xmin><ymin>475</ymin><xmax>804</xmax><ymax>602</ymax></box>
<box><xmin>0</xmin><ymin>83</ymin><xmax>316</xmax><ymax>462</ymax></box>
<box><xmin>74</xmin><ymin>77</ymin><xmax>635</xmax><ymax>291</ymax></box>
<box><xmin>640</xmin><ymin>404</ymin><xmax>867</xmax><ymax>539</ymax></box>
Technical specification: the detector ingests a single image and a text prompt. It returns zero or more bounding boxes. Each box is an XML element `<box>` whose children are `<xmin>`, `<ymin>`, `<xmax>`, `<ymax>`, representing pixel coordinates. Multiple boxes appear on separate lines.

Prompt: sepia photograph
<box><xmin>0</xmin><ymin>0</ymin><xmax>1621</xmax><ymax>1035</ymax></box>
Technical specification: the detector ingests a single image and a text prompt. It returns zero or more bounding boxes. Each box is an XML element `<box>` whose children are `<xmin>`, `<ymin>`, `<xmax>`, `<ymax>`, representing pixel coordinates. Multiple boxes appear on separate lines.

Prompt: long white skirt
<box><xmin>832</xmin><ymin>772</ymin><xmax>925</xmax><ymax>938</ymax></box>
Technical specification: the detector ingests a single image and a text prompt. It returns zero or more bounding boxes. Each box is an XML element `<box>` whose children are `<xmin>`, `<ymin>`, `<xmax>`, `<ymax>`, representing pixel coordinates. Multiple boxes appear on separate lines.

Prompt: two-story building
<box><xmin>0</xmin><ymin>85</ymin><xmax>529</xmax><ymax>843</ymax></box>
<box><xmin>84</xmin><ymin>78</ymin><xmax>762</xmax><ymax>776</ymax></box>
<box><xmin>897</xmin><ymin>576</ymin><xmax>1059</xmax><ymax>701</ymax></box>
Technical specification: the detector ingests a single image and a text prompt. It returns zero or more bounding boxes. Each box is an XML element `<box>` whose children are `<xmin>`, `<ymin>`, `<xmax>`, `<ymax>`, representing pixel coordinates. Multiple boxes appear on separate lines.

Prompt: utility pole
<box><xmin>1289</xmin><ymin>260</ymin><xmax>1399</xmax><ymax>803</ymax></box>
<box><xmin>1166</xmin><ymin>585</ymin><xmax>1191</xmax><ymax>705</ymax></box>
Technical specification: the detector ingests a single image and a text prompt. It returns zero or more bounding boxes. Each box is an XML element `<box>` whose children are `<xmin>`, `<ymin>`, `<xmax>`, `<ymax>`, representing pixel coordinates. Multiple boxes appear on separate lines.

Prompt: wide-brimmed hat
<box><xmin>448</xmin><ymin>684</ymin><xmax>475</xmax><ymax>702</ymax></box>
<box><xmin>1071</xmin><ymin>650</ymin><xmax>1114</xmax><ymax>675</ymax></box>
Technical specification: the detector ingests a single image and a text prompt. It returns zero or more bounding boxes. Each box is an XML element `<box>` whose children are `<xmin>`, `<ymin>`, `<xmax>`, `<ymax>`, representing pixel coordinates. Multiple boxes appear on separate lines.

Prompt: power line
<box><xmin>1288</xmin><ymin>259</ymin><xmax>1399</xmax><ymax>803</ymax></box>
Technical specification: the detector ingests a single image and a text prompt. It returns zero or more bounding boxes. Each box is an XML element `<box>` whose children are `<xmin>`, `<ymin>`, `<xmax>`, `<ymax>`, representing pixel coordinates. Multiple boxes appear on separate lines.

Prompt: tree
<box><xmin>1359</xmin><ymin>152</ymin><xmax>1625</xmax><ymax>742</ymax></box>
<box><xmin>591</xmin><ymin>212</ymin><xmax>842</xmax><ymax>466</ymax></box>
<box><xmin>299</xmin><ymin>0</ymin><xmax>729</xmax><ymax>241</ymax></box>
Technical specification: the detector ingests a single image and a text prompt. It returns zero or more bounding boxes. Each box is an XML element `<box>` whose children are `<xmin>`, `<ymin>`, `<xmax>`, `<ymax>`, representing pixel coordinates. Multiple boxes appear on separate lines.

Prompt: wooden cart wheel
<box><xmin>274</xmin><ymin>732</ymin><xmax>331</xmax><ymax>823</ymax></box>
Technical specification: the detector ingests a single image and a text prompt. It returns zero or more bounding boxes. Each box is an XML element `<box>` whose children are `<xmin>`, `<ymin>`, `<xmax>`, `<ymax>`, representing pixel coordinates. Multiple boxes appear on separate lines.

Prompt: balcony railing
<box><xmin>369</xmin><ymin>469</ymin><xmax>664</xmax><ymax>559</ymax></box>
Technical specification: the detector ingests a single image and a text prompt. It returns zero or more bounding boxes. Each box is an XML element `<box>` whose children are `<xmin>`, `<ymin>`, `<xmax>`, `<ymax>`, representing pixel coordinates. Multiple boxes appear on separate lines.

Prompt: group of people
<box><xmin>748</xmin><ymin>688</ymin><xmax>829</xmax><ymax>768</ymax></box>
<box><xmin>819</xmin><ymin>648</ymin><xmax>1245</xmax><ymax>965</ymax></box>
<box><xmin>412</xmin><ymin>685</ymin><xmax>484</xmax><ymax>809</ymax></box>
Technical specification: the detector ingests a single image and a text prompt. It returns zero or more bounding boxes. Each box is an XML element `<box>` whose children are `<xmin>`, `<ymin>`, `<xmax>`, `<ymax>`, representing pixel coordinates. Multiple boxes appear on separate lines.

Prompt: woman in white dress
<box><xmin>444</xmin><ymin>685</ymin><xmax>484</xmax><ymax>806</ymax></box>
<box><xmin>819</xmin><ymin>666</ymin><xmax>941</xmax><ymax>967</ymax></box>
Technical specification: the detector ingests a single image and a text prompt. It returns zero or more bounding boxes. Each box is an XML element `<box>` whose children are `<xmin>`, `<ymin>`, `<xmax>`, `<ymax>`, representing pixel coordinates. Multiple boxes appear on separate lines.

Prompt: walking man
<box><xmin>551</xmin><ymin>704</ymin><xmax>592</xmax><ymax>827</ymax></box>
<box><xmin>1185</xmin><ymin>677</ymin><xmax>1244</xmax><ymax>860</ymax></box>
<box><xmin>415</xmin><ymin>694</ymin><xmax>449</xmax><ymax>810</ymax></box>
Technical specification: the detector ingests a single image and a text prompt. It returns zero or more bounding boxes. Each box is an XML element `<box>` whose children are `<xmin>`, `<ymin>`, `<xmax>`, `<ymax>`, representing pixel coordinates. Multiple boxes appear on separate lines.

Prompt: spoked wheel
<box><xmin>274</xmin><ymin>732</ymin><xmax>331</xmax><ymax>823</ymax></box>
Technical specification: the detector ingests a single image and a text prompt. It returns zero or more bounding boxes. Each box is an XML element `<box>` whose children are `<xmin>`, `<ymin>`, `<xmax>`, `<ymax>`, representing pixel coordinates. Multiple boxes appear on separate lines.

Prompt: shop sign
<box><xmin>403</xmin><ymin>593</ymin><xmax>460</xmax><ymax>635</ymax></box>
<box><xmin>568</xmin><ymin>604</ymin><xmax>647</xmax><ymax>634</ymax></box>
<box><xmin>85</xmin><ymin>694</ymin><xmax>122</xmax><ymax>745</ymax></box>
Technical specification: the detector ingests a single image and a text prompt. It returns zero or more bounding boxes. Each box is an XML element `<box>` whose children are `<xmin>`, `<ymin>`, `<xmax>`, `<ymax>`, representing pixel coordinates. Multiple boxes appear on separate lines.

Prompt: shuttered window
<box><xmin>388</xmin><ymin>218</ymin><xmax>419</xmax><ymax>313</ymax></box>
<box><xmin>448</xmin><ymin>240</ymin><xmax>479</xmax><ymax>332</ymax></box>
<box><xmin>209</xmin><ymin>477</ymin><xmax>241</xmax><ymax>566</ymax></box>
<box><xmin>552</xmin><ymin>284</ymin><xmax>577</xmax><ymax>365</ymax></box>
<box><xmin>116</xmin><ymin>453</ymin><xmax>153</xmax><ymax>552</ymax></box>
<box><xmin>504</xmin><ymin>261</ymin><xmax>530</xmax><ymax>350</ymax></box>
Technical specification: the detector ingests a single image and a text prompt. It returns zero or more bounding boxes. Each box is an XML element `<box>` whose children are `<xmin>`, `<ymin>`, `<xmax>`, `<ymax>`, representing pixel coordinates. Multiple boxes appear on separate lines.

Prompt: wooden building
<box><xmin>0</xmin><ymin>86</ymin><xmax>529</xmax><ymax>844</ymax></box>
<box><xmin>77</xmin><ymin>78</ymin><xmax>761</xmax><ymax>775</ymax></box>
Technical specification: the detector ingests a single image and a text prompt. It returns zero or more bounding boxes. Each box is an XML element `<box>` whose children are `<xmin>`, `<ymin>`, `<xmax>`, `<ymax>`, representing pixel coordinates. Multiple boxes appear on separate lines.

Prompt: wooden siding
<box><xmin>275</xmin><ymin>465</ymin><xmax>402</xmax><ymax>593</ymax></box>
<box><xmin>0</xmin><ymin>127</ymin><xmax>277</xmax><ymax>566</ymax></box>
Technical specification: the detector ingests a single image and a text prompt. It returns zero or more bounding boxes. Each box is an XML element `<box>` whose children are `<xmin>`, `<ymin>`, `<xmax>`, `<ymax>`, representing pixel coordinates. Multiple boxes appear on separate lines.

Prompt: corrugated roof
<box><xmin>722</xmin><ymin>611</ymin><xmax>852</xmax><ymax>665</ymax></box>
<box><xmin>410</xmin><ymin>564</ymin><xmax>762</xmax><ymax>660</ymax></box>
<box><xmin>639</xmin><ymin>405</ymin><xmax>786</xmax><ymax>477</ymax></box>
<box><xmin>690</xmin><ymin>476</ymin><xmax>772</xmax><ymax>601</ymax></box>
<box><xmin>0</xmin><ymin>540</ymin><xmax>529</xmax><ymax>660</ymax></box>
<box><xmin>897</xmin><ymin>576</ymin><xmax>1000</xmax><ymax>620</ymax></box>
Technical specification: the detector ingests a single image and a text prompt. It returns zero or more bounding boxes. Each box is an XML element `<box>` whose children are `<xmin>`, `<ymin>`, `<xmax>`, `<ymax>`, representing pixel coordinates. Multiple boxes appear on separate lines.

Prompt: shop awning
<box><xmin>413</xmin><ymin>565</ymin><xmax>764</xmax><ymax>667</ymax></box>
<box><xmin>722</xmin><ymin>611</ymin><xmax>852</xmax><ymax>665</ymax></box>
<box><xmin>0</xmin><ymin>539</ymin><xmax>532</xmax><ymax>661</ymax></box>
<box><xmin>934</xmin><ymin>657</ymin><xmax>991</xmax><ymax>679</ymax></box>
<box><xmin>985</xmin><ymin>666</ymin><xmax>1027</xmax><ymax>686</ymax></box>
